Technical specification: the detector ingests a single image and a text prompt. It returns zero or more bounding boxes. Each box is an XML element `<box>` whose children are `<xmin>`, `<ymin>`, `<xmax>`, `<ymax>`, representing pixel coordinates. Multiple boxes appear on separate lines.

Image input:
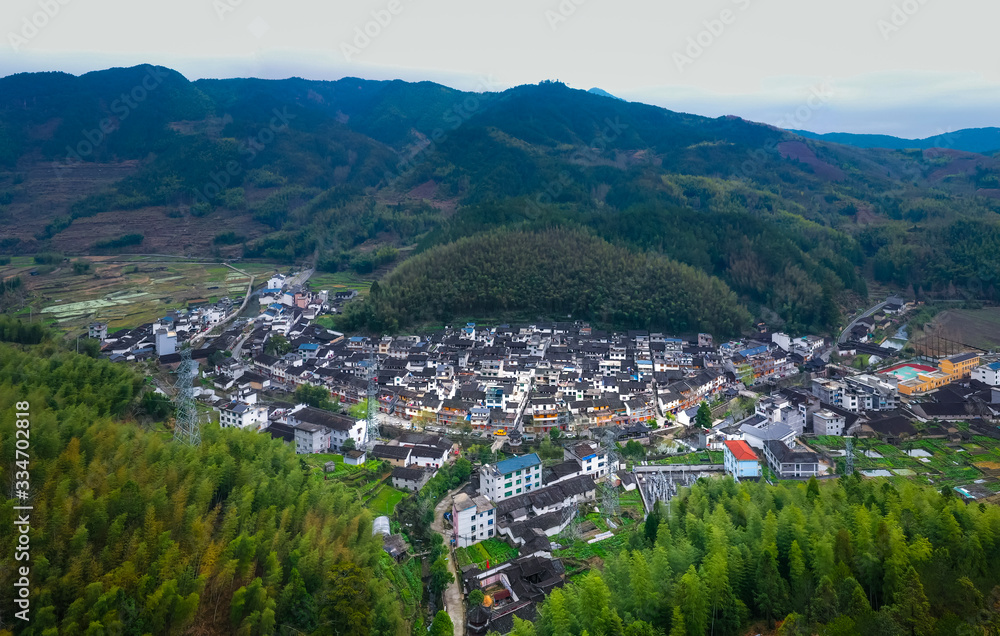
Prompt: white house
<box><xmin>973</xmin><ymin>362</ymin><xmax>1000</xmax><ymax>386</ymax></box>
<box><xmin>288</xmin><ymin>405</ymin><xmax>367</xmax><ymax>452</ymax></box>
<box><xmin>452</xmin><ymin>493</ymin><xmax>496</xmax><ymax>547</ymax></box>
<box><xmin>217</xmin><ymin>398</ymin><xmax>269</xmax><ymax>431</ymax></box>
<box><xmin>564</xmin><ymin>441</ymin><xmax>610</xmax><ymax>478</ymax></box>
<box><xmin>479</xmin><ymin>453</ymin><xmax>543</xmax><ymax>502</ymax></box>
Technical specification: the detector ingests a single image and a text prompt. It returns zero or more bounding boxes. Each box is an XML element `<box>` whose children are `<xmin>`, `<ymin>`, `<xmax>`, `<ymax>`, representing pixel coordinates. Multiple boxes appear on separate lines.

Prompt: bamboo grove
<box><xmin>0</xmin><ymin>341</ymin><xmax>408</xmax><ymax>636</ymax></box>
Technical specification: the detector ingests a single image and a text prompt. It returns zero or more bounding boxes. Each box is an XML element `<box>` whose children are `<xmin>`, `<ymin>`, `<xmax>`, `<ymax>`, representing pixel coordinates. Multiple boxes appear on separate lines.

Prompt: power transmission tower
<box><xmin>561</xmin><ymin>500</ymin><xmax>581</xmax><ymax>541</ymax></box>
<box><xmin>173</xmin><ymin>347</ymin><xmax>201</xmax><ymax>446</ymax></box>
<box><xmin>366</xmin><ymin>352</ymin><xmax>380</xmax><ymax>448</ymax></box>
<box><xmin>845</xmin><ymin>437</ymin><xmax>855</xmax><ymax>476</ymax></box>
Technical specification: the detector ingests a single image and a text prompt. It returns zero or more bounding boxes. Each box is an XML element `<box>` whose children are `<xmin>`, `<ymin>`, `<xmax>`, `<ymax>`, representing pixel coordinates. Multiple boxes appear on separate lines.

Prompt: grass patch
<box><xmin>367</xmin><ymin>485</ymin><xmax>406</xmax><ymax>516</ymax></box>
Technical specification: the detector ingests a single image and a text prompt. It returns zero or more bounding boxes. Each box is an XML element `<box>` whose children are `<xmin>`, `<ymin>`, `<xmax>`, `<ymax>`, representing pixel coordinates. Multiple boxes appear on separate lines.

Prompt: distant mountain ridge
<box><xmin>790</xmin><ymin>127</ymin><xmax>1000</xmax><ymax>154</ymax></box>
<box><xmin>1</xmin><ymin>65</ymin><xmax>999</xmax><ymax>334</ymax></box>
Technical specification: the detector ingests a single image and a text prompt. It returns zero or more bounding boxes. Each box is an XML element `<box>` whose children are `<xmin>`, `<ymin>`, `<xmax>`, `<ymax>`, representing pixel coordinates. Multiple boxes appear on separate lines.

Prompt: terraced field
<box><xmin>1</xmin><ymin>256</ymin><xmax>276</xmax><ymax>335</ymax></box>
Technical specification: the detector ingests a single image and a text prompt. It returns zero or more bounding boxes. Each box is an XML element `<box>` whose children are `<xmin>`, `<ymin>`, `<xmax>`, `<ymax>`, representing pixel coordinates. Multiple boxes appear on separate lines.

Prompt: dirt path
<box><xmin>431</xmin><ymin>491</ymin><xmax>465</xmax><ymax>636</ymax></box>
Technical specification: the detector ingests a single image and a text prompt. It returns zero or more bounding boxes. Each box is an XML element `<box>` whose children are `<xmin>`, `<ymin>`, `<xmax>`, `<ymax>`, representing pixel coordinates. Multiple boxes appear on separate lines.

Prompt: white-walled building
<box><xmin>218</xmin><ymin>397</ymin><xmax>269</xmax><ymax>431</ymax></box>
<box><xmin>287</xmin><ymin>405</ymin><xmax>367</xmax><ymax>453</ymax></box>
<box><xmin>479</xmin><ymin>453</ymin><xmax>543</xmax><ymax>502</ymax></box>
<box><xmin>564</xmin><ymin>441</ymin><xmax>610</xmax><ymax>479</ymax></box>
<box><xmin>973</xmin><ymin>362</ymin><xmax>1000</xmax><ymax>386</ymax></box>
<box><xmin>452</xmin><ymin>493</ymin><xmax>496</xmax><ymax>547</ymax></box>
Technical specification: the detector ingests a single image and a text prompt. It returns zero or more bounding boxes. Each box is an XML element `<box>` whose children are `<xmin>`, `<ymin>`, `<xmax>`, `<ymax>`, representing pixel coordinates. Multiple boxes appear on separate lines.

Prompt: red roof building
<box><xmin>723</xmin><ymin>440</ymin><xmax>761</xmax><ymax>480</ymax></box>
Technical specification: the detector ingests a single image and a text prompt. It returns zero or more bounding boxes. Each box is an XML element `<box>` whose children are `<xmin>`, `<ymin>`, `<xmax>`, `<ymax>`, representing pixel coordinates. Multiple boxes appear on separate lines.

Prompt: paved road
<box><xmin>838</xmin><ymin>300</ymin><xmax>888</xmax><ymax>344</ymax></box>
<box><xmin>431</xmin><ymin>491</ymin><xmax>465</xmax><ymax>636</ymax></box>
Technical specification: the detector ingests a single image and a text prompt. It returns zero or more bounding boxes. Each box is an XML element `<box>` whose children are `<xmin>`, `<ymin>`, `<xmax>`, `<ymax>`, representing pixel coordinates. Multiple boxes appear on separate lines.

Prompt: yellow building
<box><xmin>897</xmin><ymin>353</ymin><xmax>980</xmax><ymax>395</ymax></box>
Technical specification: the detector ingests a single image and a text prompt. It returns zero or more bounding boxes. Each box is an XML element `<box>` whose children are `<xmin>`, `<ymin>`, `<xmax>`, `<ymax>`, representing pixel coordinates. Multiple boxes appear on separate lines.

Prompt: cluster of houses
<box><xmin>711</xmin><ymin>350</ymin><xmax>1000</xmax><ymax>480</ymax></box>
<box><xmin>87</xmin><ymin>297</ymin><xmax>237</xmax><ymax>362</ymax></box>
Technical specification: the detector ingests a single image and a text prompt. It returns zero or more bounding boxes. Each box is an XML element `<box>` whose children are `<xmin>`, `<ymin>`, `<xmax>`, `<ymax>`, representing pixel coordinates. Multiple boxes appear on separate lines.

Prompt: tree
<box><xmin>350</xmin><ymin>399</ymin><xmax>370</xmax><ymax>420</ymax></box>
<box><xmin>469</xmin><ymin>589</ymin><xmax>485</xmax><ymax>606</ymax></box>
<box><xmin>323</xmin><ymin>563</ymin><xmax>372</xmax><ymax>636</ymax></box>
<box><xmin>890</xmin><ymin>566</ymin><xmax>933</xmax><ymax>636</ymax></box>
<box><xmin>342</xmin><ymin>438</ymin><xmax>356</xmax><ymax>452</ymax></box>
<box><xmin>755</xmin><ymin>548</ymin><xmax>788</xmax><ymax>626</ymax></box>
<box><xmin>695</xmin><ymin>402</ymin><xmax>712</xmax><ymax>430</ymax></box>
<box><xmin>294</xmin><ymin>384</ymin><xmax>337</xmax><ymax>410</ymax></box>
<box><xmin>430</xmin><ymin>558</ymin><xmax>454</xmax><ymax>597</ymax></box>
<box><xmin>265</xmin><ymin>333</ymin><xmax>291</xmax><ymax>356</ymax></box>
<box><xmin>675</xmin><ymin>565</ymin><xmax>708</xmax><ymax>636</ymax></box>
<box><xmin>624</xmin><ymin>440</ymin><xmax>645</xmax><ymax>459</ymax></box>
<box><xmin>669</xmin><ymin>606</ymin><xmax>686</xmax><ymax>636</ymax></box>
<box><xmin>429</xmin><ymin>611</ymin><xmax>453</xmax><ymax>636</ymax></box>
<box><xmin>277</xmin><ymin>568</ymin><xmax>318</xmax><ymax>633</ymax></box>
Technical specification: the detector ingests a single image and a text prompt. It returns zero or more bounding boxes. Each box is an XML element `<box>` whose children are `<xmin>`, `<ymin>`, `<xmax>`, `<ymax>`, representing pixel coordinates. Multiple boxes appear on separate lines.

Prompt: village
<box><xmin>85</xmin><ymin>269</ymin><xmax>1000</xmax><ymax>634</ymax></box>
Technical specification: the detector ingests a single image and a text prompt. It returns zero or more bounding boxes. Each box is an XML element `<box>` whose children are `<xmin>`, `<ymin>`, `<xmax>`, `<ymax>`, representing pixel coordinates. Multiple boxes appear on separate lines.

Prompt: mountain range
<box><xmin>790</xmin><ymin>127</ymin><xmax>1000</xmax><ymax>154</ymax></box>
<box><xmin>1</xmin><ymin>65</ymin><xmax>999</xmax><ymax>334</ymax></box>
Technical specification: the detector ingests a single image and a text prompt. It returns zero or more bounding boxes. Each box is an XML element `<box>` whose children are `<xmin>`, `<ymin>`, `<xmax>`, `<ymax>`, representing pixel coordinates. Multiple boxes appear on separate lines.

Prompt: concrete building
<box><xmin>154</xmin><ymin>328</ymin><xmax>177</xmax><ymax>356</ymax></box>
<box><xmin>288</xmin><ymin>406</ymin><xmax>367</xmax><ymax>452</ymax></box>
<box><xmin>813</xmin><ymin>409</ymin><xmax>846</xmax><ymax>436</ymax></box>
<box><xmin>452</xmin><ymin>493</ymin><xmax>496</xmax><ymax>547</ymax></box>
<box><xmin>217</xmin><ymin>398</ymin><xmax>268</xmax><ymax>431</ymax></box>
<box><xmin>722</xmin><ymin>440</ymin><xmax>761</xmax><ymax>480</ymax></box>
<box><xmin>763</xmin><ymin>440</ymin><xmax>820</xmax><ymax>478</ymax></box>
<box><xmin>89</xmin><ymin>322</ymin><xmax>108</xmax><ymax>340</ymax></box>
<box><xmin>479</xmin><ymin>453</ymin><xmax>543</xmax><ymax>502</ymax></box>
<box><xmin>973</xmin><ymin>362</ymin><xmax>1000</xmax><ymax>386</ymax></box>
<box><xmin>563</xmin><ymin>441</ymin><xmax>610</xmax><ymax>479</ymax></box>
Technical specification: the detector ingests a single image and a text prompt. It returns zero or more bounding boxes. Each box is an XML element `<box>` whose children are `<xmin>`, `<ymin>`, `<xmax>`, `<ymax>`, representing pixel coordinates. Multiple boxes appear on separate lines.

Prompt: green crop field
<box><xmin>367</xmin><ymin>485</ymin><xmax>406</xmax><ymax>516</ymax></box>
<box><xmin>810</xmin><ymin>429</ymin><xmax>1000</xmax><ymax>490</ymax></box>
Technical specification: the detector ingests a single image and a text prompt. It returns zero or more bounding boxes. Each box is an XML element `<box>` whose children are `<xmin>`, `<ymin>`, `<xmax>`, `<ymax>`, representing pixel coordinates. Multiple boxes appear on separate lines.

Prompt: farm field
<box><xmin>308</xmin><ymin>271</ymin><xmax>374</xmax><ymax>295</ymax></box>
<box><xmin>917</xmin><ymin>307</ymin><xmax>1000</xmax><ymax>352</ymax></box>
<box><xmin>807</xmin><ymin>430</ymin><xmax>1000</xmax><ymax>491</ymax></box>
<box><xmin>0</xmin><ymin>256</ymin><xmax>278</xmax><ymax>335</ymax></box>
<box><xmin>454</xmin><ymin>538</ymin><xmax>518</xmax><ymax>570</ymax></box>
<box><xmin>366</xmin><ymin>484</ymin><xmax>406</xmax><ymax>516</ymax></box>
<box><xmin>650</xmin><ymin>449</ymin><xmax>724</xmax><ymax>465</ymax></box>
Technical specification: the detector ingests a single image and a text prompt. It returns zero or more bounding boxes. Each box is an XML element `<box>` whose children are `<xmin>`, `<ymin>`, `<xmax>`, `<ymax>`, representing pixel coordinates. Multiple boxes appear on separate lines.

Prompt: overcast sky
<box><xmin>2</xmin><ymin>0</ymin><xmax>997</xmax><ymax>138</ymax></box>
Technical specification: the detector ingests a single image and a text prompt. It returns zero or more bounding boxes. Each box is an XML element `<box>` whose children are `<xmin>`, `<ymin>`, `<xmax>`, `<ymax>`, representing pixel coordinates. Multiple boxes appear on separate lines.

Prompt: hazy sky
<box><xmin>3</xmin><ymin>0</ymin><xmax>997</xmax><ymax>138</ymax></box>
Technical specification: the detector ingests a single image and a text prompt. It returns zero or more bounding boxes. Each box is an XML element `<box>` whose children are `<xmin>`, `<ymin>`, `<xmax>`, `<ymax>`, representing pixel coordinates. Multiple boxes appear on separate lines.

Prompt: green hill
<box><xmin>339</xmin><ymin>228</ymin><xmax>751</xmax><ymax>336</ymax></box>
<box><xmin>2</xmin><ymin>67</ymin><xmax>1000</xmax><ymax>333</ymax></box>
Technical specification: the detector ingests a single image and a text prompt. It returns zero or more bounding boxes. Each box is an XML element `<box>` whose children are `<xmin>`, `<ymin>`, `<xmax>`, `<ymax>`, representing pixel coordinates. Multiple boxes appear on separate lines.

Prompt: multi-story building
<box><xmin>479</xmin><ymin>454</ymin><xmax>543</xmax><ymax>502</ymax></box>
<box><xmin>287</xmin><ymin>406</ymin><xmax>367</xmax><ymax>452</ymax></box>
<box><xmin>813</xmin><ymin>409</ymin><xmax>846</xmax><ymax>436</ymax></box>
<box><xmin>564</xmin><ymin>441</ymin><xmax>610</xmax><ymax>479</ymax></box>
<box><xmin>452</xmin><ymin>493</ymin><xmax>496</xmax><ymax>547</ymax></box>
<box><xmin>722</xmin><ymin>440</ymin><xmax>761</xmax><ymax>480</ymax></box>
<box><xmin>973</xmin><ymin>362</ymin><xmax>1000</xmax><ymax>386</ymax></box>
<box><xmin>218</xmin><ymin>398</ymin><xmax>269</xmax><ymax>431</ymax></box>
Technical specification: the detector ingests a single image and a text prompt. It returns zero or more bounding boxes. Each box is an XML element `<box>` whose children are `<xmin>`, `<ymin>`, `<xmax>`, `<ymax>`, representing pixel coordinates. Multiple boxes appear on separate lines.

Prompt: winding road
<box><xmin>838</xmin><ymin>300</ymin><xmax>889</xmax><ymax>344</ymax></box>
<box><xmin>431</xmin><ymin>490</ymin><xmax>466</xmax><ymax>636</ymax></box>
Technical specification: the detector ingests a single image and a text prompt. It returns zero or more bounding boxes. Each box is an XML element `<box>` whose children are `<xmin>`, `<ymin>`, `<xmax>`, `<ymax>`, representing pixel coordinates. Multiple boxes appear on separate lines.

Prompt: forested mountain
<box><xmin>2</xmin><ymin>66</ymin><xmax>1000</xmax><ymax>333</ymax></box>
<box><xmin>0</xmin><ymin>335</ymin><xmax>409</xmax><ymax>636</ymax></box>
<box><xmin>522</xmin><ymin>476</ymin><xmax>1000</xmax><ymax>636</ymax></box>
<box><xmin>791</xmin><ymin>126</ymin><xmax>1000</xmax><ymax>154</ymax></box>
<box><xmin>338</xmin><ymin>228</ymin><xmax>751</xmax><ymax>336</ymax></box>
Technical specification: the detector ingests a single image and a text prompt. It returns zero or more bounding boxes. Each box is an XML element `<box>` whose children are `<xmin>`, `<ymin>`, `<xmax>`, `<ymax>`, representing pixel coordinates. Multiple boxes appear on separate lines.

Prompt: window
<box><xmin>489</xmin><ymin>529</ymin><xmax>494</xmax><ymax>536</ymax></box>
<box><xmin>505</xmin><ymin>491</ymin><xmax>512</xmax><ymax>498</ymax></box>
<box><xmin>488</xmin><ymin>519</ymin><xmax>493</xmax><ymax>525</ymax></box>
<box><xmin>471</xmin><ymin>525</ymin><xmax>476</xmax><ymax>532</ymax></box>
<box><xmin>516</xmin><ymin>488</ymin><xmax>522</xmax><ymax>494</ymax></box>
